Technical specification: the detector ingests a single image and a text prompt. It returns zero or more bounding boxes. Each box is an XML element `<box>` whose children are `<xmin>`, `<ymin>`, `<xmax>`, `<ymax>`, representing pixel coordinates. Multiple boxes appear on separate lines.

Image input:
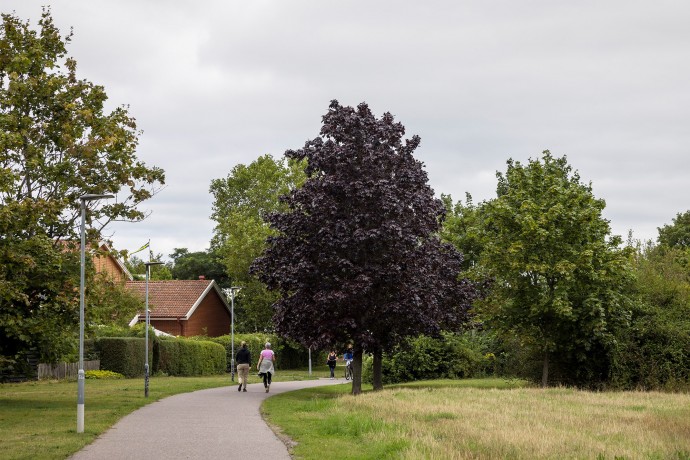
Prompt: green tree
<box><xmin>87</xmin><ymin>273</ymin><xmax>143</xmax><ymax>329</ymax></box>
<box><xmin>126</xmin><ymin>254</ymin><xmax>172</xmax><ymax>280</ymax></box>
<box><xmin>0</xmin><ymin>10</ymin><xmax>165</xmax><ymax>366</ymax></box>
<box><xmin>440</xmin><ymin>193</ymin><xmax>485</xmax><ymax>272</ymax></box>
<box><xmin>612</xmin><ymin>240</ymin><xmax>690</xmax><ymax>390</ymax></box>
<box><xmin>210</xmin><ymin>154</ymin><xmax>305</xmax><ymax>332</ymax></box>
<box><xmin>658</xmin><ymin>210</ymin><xmax>690</xmax><ymax>250</ymax></box>
<box><xmin>251</xmin><ymin>101</ymin><xmax>477</xmax><ymax>394</ymax></box>
<box><xmin>478</xmin><ymin>151</ymin><xmax>633</xmax><ymax>387</ymax></box>
<box><xmin>169</xmin><ymin>248</ymin><xmax>230</xmax><ymax>288</ymax></box>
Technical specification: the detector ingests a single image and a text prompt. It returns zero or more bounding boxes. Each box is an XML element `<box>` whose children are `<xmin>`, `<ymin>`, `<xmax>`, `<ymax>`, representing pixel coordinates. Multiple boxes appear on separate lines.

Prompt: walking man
<box><xmin>236</xmin><ymin>341</ymin><xmax>251</xmax><ymax>392</ymax></box>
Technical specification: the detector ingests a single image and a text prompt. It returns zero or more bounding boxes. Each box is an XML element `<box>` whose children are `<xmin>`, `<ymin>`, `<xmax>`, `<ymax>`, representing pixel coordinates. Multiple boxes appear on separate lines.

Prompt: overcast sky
<box><xmin>5</xmin><ymin>1</ymin><xmax>690</xmax><ymax>260</ymax></box>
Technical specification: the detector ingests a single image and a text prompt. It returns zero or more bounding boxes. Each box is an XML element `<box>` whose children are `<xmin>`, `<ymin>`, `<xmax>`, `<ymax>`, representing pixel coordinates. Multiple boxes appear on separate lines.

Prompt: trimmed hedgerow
<box><xmin>156</xmin><ymin>338</ymin><xmax>225</xmax><ymax>376</ymax></box>
<box><xmin>95</xmin><ymin>336</ymin><xmax>225</xmax><ymax>377</ymax></box>
<box><xmin>205</xmin><ymin>333</ymin><xmax>310</xmax><ymax>371</ymax></box>
<box><xmin>95</xmin><ymin>337</ymin><xmax>149</xmax><ymax>378</ymax></box>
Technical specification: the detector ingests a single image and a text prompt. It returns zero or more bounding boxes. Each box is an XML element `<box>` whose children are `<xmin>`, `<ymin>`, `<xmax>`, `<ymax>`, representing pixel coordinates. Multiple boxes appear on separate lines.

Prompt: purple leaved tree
<box><xmin>251</xmin><ymin>101</ymin><xmax>478</xmax><ymax>394</ymax></box>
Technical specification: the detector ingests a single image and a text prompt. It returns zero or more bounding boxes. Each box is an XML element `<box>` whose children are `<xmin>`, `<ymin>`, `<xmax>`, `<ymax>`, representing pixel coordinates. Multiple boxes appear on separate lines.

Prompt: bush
<box><xmin>93</xmin><ymin>335</ymin><xmax>225</xmax><ymax>377</ymax></box>
<box><xmin>93</xmin><ymin>323</ymin><xmax>148</xmax><ymax>337</ymax></box>
<box><xmin>85</xmin><ymin>370</ymin><xmax>124</xmax><ymax>379</ymax></box>
<box><xmin>206</xmin><ymin>333</ymin><xmax>310</xmax><ymax>371</ymax></box>
<box><xmin>362</xmin><ymin>331</ymin><xmax>496</xmax><ymax>385</ymax></box>
<box><xmin>95</xmin><ymin>337</ymin><xmax>148</xmax><ymax>378</ymax></box>
<box><xmin>609</xmin><ymin>244</ymin><xmax>690</xmax><ymax>391</ymax></box>
<box><xmin>611</xmin><ymin>302</ymin><xmax>690</xmax><ymax>391</ymax></box>
<box><xmin>156</xmin><ymin>338</ymin><xmax>225</xmax><ymax>376</ymax></box>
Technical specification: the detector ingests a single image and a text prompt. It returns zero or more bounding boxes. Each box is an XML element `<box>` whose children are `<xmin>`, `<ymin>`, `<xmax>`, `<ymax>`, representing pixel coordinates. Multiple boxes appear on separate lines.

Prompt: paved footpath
<box><xmin>70</xmin><ymin>378</ymin><xmax>345</xmax><ymax>460</ymax></box>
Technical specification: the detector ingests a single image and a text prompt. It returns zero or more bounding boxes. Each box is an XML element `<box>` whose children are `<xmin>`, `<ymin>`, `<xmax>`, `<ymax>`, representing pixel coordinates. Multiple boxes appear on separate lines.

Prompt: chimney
<box><xmin>198</xmin><ymin>275</ymin><xmax>205</xmax><ymax>280</ymax></box>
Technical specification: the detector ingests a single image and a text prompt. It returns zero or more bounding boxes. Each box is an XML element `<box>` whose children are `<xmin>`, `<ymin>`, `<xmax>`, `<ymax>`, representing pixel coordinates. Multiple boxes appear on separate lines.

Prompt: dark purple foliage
<box><xmin>251</xmin><ymin>100</ymin><xmax>478</xmax><ymax>351</ymax></box>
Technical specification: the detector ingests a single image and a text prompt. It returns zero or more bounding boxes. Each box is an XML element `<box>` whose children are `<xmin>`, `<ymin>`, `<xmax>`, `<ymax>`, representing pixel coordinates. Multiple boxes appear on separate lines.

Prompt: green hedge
<box><xmin>95</xmin><ymin>337</ymin><xmax>149</xmax><ymax>378</ymax></box>
<box><xmin>156</xmin><ymin>338</ymin><xmax>226</xmax><ymax>376</ymax></box>
<box><xmin>95</xmin><ymin>336</ymin><xmax>225</xmax><ymax>377</ymax></box>
<box><xmin>206</xmin><ymin>333</ymin><xmax>310</xmax><ymax>371</ymax></box>
<box><xmin>611</xmin><ymin>310</ymin><xmax>690</xmax><ymax>391</ymax></box>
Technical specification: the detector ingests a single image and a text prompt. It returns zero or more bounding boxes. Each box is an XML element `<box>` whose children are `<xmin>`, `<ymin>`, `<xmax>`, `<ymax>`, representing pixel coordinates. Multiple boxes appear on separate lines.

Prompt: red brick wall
<box><xmin>185</xmin><ymin>291</ymin><xmax>231</xmax><ymax>337</ymax></box>
<box><xmin>93</xmin><ymin>254</ymin><xmax>127</xmax><ymax>282</ymax></box>
<box><xmin>149</xmin><ymin>319</ymin><xmax>184</xmax><ymax>336</ymax></box>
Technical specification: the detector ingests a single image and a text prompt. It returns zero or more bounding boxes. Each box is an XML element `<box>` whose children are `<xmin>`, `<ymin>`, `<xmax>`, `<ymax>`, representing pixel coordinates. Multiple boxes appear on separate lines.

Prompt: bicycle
<box><xmin>344</xmin><ymin>360</ymin><xmax>353</xmax><ymax>380</ymax></box>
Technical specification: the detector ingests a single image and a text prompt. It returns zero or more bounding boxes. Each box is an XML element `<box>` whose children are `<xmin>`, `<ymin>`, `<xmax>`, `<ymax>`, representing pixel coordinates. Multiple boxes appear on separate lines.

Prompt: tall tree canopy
<box><xmin>657</xmin><ymin>210</ymin><xmax>690</xmax><ymax>250</ymax></box>
<box><xmin>477</xmin><ymin>151</ymin><xmax>633</xmax><ymax>387</ymax></box>
<box><xmin>251</xmin><ymin>101</ymin><xmax>478</xmax><ymax>393</ymax></box>
<box><xmin>210</xmin><ymin>154</ymin><xmax>305</xmax><ymax>332</ymax></box>
<box><xmin>0</xmin><ymin>10</ymin><xmax>164</xmax><ymax>368</ymax></box>
<box><xmin>169</xmin><ymin>248</ymin><xmax>230</xmax><ymax>288</ymax></box>
<box><xmin>440</xmin><ymin>193</ymin><xmax>485</xmax><ymax>273</ymax></box>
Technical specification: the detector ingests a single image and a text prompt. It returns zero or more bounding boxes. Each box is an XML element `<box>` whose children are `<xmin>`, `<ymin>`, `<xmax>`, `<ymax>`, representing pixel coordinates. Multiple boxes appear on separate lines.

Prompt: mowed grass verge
<box><xmin>0</xmin><ymin>369</ymin><xmax>319</xmax><ymax>460</ymax></box>
<box><xmin>261</xmin><ymin>378</ymin><xmax>690</xmax><ymax>460</ymax></box>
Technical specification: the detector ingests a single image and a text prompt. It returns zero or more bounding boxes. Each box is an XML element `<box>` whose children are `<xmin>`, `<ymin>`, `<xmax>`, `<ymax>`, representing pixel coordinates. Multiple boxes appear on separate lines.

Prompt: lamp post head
<box><xmin>79</xmin><ymin>193</ymin><xmax>114</xmax><ymax>210</ymax></box>
<box><xmin>144</xmin><ymin>261</ymin><xmax>165</xmax><ymax>267</ymax></box>
<box><xmin>224</xmin><ymin>286</ymin><xmax>242</xmax><ymax>300</ymax></box>
<box><xmin>80</xmin><ymin>193</ymin><xmax>115</xmax><ymax>202</ymax></box>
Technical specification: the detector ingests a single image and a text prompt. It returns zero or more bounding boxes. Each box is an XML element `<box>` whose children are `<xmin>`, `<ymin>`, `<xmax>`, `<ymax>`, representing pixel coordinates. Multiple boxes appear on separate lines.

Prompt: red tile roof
<box><xmin>126</xmin><ymin>279</ymin><xmax>228</xmax><ymax>319</ymax></box>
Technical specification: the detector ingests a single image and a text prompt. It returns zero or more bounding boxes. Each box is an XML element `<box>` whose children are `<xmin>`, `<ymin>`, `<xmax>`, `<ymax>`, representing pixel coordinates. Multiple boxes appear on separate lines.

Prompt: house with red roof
<box><xmin>94</xmin><ymin>242</ymin><xmax>133</xmax><ymax>282</ymax></box>
<box><xmin>126</xmin><ymin>279</ymin><xmax>231</xmax><ymax>337</ymax></box>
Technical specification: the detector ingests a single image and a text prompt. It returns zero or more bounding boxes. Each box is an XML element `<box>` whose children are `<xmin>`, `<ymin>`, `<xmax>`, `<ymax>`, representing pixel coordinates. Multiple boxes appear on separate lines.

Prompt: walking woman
<box><xmin>257</xmin><ymin>342</ymin><xmax>276</xmax><ymax>393</ymax></box>
<box><xmin>327</xmin><ymin>349</ymin><xmax>337</xmax><ymax>379</ymax></box>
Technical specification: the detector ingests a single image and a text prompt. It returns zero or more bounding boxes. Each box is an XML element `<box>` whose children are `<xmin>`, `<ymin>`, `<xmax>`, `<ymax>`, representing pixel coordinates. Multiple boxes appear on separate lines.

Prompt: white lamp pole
<box><xmin>77</xmin><ymin>193</ymin><xmax>113</xmax><ymax>433</ymax></box>
<box><xmin>226</xmin><ymin>287</ymin><xmax>241</xmax><ymax>382</ymax></box>
<box><xmin>143</xmin><ymin>261</ymin><xmax>163</xmax><ymax>397</ymax></box>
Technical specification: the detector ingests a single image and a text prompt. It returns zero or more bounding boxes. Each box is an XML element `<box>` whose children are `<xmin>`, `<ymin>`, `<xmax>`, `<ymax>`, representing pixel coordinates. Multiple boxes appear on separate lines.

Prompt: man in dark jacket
<box><xmin>236</xmin><ymin>341</ymin><xmax>251</xmax><ymax>392</ymax></box>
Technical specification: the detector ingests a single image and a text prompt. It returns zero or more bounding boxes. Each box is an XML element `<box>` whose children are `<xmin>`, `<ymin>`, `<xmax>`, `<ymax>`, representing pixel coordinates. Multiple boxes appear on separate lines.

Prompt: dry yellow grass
<box><xmin>334</xmin><ymin>386</ymin><xmax>690</xmax><ymax>459</ymax></box>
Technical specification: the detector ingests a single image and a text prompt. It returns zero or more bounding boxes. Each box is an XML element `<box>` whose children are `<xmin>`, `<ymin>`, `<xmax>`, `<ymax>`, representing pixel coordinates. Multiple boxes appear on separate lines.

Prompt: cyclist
<box><xmin>343</xmin><ymin>345</ymin><xmax>354</xmax><ymax>379</ymax></box>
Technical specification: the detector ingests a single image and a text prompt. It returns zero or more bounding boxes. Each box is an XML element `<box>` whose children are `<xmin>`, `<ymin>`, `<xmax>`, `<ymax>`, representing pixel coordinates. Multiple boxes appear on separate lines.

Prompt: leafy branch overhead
<box><xmin>0</xmin><ymin>8</ymin><xmax>165</xmax><ymax>240</ymax></box>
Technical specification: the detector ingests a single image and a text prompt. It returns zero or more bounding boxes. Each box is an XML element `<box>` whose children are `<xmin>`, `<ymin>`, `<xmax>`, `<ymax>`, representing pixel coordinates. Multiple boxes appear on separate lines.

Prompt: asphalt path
<box><xmin>70</xmin><ymin>378</ymin><xmax>346</xmax><ymax>460</ymax></box>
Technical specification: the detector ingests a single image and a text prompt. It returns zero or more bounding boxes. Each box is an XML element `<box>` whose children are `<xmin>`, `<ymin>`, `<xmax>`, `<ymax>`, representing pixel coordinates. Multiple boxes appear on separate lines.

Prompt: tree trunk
<box><xmin>541</xmin><ymin>350</ymin><xmax>549</xmax><ymax>388</ymax></box>
<box><xmin>351</xmin><ymin>348</ymin><xmax>363</xmax><ymax>395</ymax></box>
<box><xmin>372</xmin><ymin>348</ymin><xmax>383</xmax><ymax>391</ymax></box>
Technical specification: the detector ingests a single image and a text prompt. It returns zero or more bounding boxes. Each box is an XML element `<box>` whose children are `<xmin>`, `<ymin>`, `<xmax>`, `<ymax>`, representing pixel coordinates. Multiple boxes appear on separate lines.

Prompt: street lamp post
<box><xmin>77</xmin><ymin>193</ymin><xmax>113</xmax><ymax>433</ymax></box>
<box><xmin>143</xmin><ymin>261</ymin><xmax>163</xmax><ymax>397</ymax></box>
<box><xmin>225</xmin><ymin>287</ymin><xmax>241</xmax><ymax>382</ymax></box>
<box><xmin>308</xmin><ymin>347</ymin><xmax>312</xmax><ymax>376</ymax></box>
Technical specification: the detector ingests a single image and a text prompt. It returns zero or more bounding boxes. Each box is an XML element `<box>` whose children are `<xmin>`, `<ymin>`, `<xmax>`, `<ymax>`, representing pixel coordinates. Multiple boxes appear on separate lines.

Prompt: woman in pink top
<box><xmin>256</xmin><ymin>342</ymin><xmax>276</xmax><ymax>392</ymax></box>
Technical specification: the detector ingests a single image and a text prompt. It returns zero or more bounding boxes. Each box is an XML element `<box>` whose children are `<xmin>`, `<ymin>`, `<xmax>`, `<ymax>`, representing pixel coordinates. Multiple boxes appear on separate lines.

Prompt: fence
<box><xmin>37</xmin><ymin>360</ymin><xmax>100</xmax><ymax>380</ymax></box>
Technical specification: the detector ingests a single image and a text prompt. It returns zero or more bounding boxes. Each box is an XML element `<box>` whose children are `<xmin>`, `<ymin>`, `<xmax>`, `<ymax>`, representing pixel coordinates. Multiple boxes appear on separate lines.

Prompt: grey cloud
<box><xmin>4</xmin><ymin>0</ymin><xmax>690</xmax><ymax>258</ymax></box>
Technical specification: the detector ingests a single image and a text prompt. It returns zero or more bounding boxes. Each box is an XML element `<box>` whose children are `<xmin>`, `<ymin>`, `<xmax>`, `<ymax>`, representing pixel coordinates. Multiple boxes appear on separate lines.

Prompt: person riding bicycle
<box><xmin>343</xmin><ymin>345</ymin><xmax>353</xmax><ymax>368</ymax></box>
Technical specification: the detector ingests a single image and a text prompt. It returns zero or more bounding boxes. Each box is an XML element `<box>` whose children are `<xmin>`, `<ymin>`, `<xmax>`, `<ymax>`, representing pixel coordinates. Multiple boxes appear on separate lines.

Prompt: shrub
<box><xmin>362</xmin><ymin>331</ymin><xmax>496</xmax><ymax>385</ymax></box>
<box><xmin>156</xmin><ymin>338</ymin><xmax>225</xmax><ymax>376</ymax></box>
<box><xmin>85</xmin><ymin>370</ymin><xmax>124</xmax><ymax>379</ymax></box>
<box><xmin>611</xmin><ymin>302</ymin><xmax>690</xmax><ymax>391</ymax></box>
<box><xmin>95</xmin><ymin>337</ymin><xmax>148</xmax><ymax>377</ymax></box>
<box><xmin>206</xmin><ymin>333</ymin><xmax>309</xmax><ymax>371</ymax></box>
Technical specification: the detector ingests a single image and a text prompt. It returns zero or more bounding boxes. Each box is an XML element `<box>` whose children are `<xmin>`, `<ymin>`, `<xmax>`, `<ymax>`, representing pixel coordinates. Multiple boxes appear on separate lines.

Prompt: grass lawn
<box><xmin>0</xmin><ymin>368</ymin><xmax>320</xmax><ymax>460</ymax></box>
<box><xmin>261</xmin><ymin>378</ymin><xmax>690</xmax><ymax>460</ymax></box>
